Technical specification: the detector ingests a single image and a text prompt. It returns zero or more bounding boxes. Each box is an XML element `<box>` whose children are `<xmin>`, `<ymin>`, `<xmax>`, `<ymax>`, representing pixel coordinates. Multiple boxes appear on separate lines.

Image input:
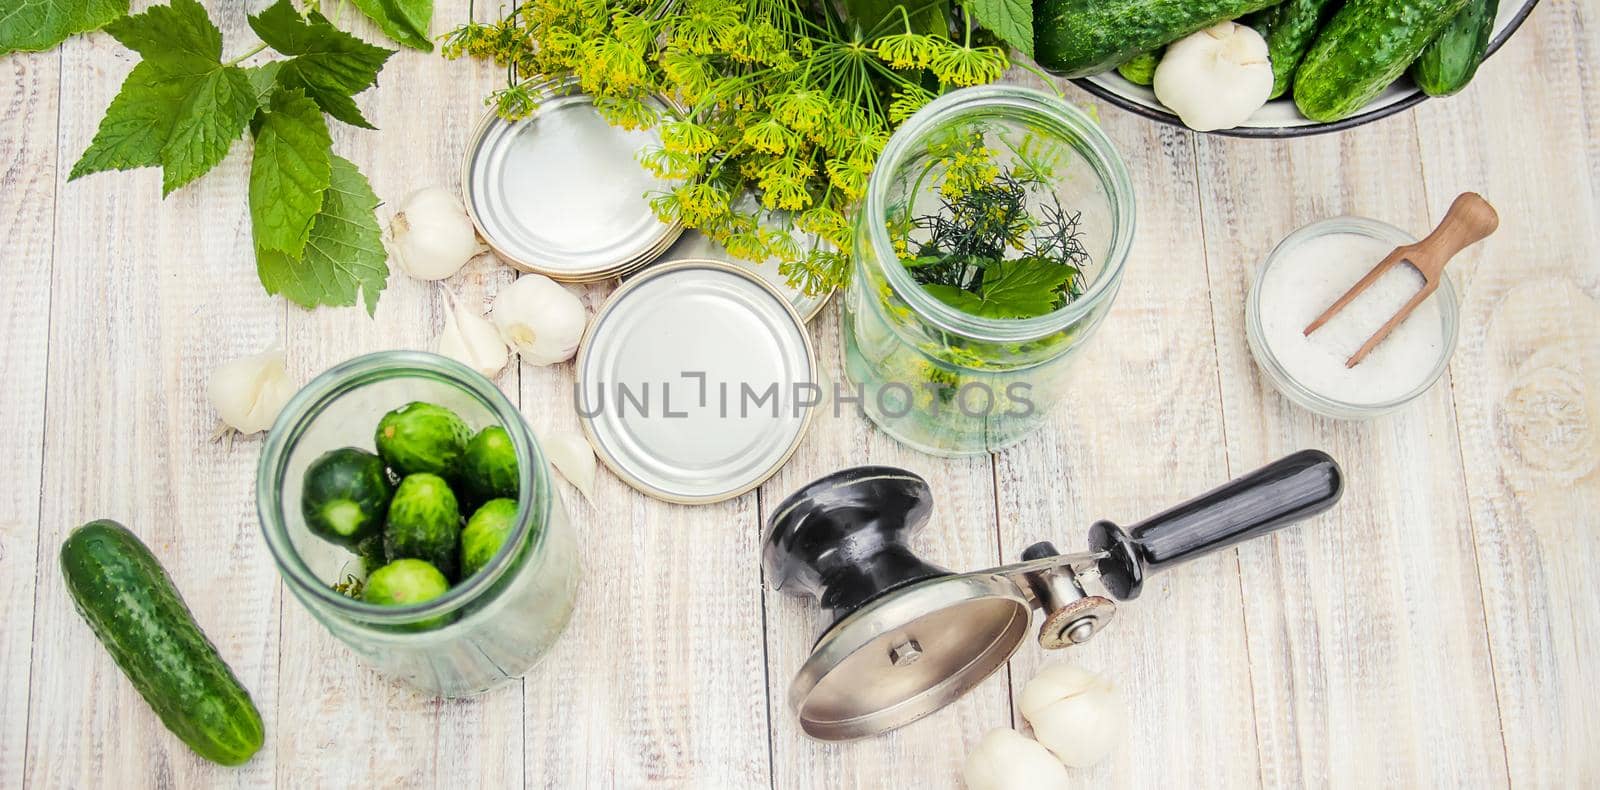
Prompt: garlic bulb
<box><xmin>437</xmin><ymin>292</ymin><xmax>509</xmax><ymax>378</ymax></box>
<box><xmin>208</xmin><ymin>347</ymin><xmax>296</xmax><ymax>434</ymax></box>
<box><xmin>389</xmin><ymin>186</ymin><xmax>485</xmax><ymax>281</ymax></box>
<box><xmin>962</xmin><ymin>728</ymin><xmax>1072</xmax><ymax>790</ymax></box>
<box><xmin>1018</xmin><ymin>663</ymin><xmax>1128</xmax><ymax>768</ymax></box>
<box><xmin>1153</xmin><ymin>22</ymin><xmax>1274</xmax><ymax>131</ymax></box>
<box><xmin>540</xmin><ymin>430</ymin><xmax>597</xmax><ymax>503</ymax></box>
<box><xmin>493</xmin><ymin>274</ymin><xmax>587</xmax><ymax>366</ymax></box>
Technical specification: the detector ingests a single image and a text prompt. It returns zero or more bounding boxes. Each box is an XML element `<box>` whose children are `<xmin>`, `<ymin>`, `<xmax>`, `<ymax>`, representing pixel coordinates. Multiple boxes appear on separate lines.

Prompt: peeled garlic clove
<box><xmin>963</xmin><ymin>728</ymin><xmax>1072</xmax><ymax>790</ymax></box>
<box><xmin>540</xmin><ymin>430</ymin><xmax>597</xmax><ymax>504</ymax></box>
<box><xmin>1018</xmin><ymin>663</ymin><xmax>1128</xmax><ymax>768</ymax></box>
<box><xmin>437</xmin><ymin>292</ymin><xmax>509</xmax><ymax>378</ymax></box>
<box><xmin>389</xmin><ymin>186</ymin><xmax>485</xmax><ymax>281</ymax></box>
<box><xmin>209</xmin><ymin>347</ymin><xmax>296</xmax><ymax>434</ymax></box>
<box><xmin>493</xmin><ymin>274</ymin><xmax>587</xmax><ymax>366</ymax></box>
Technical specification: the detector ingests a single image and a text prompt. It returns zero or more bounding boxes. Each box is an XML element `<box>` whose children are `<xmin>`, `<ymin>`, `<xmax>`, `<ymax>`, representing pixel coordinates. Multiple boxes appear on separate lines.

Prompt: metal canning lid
<box><xmin>576</xmin><ymin>259</ymin><xmax>817</xmax><ymax>504</ymax></box>
<box><xmin>657</xmin><ymin>228</ymin><xmax>834</xmax><ymax>322</ymax></box>
<box><xmin>462</xmin><ymin>79</ymin><xmax>683</xmax><ymax>281</ymax></box>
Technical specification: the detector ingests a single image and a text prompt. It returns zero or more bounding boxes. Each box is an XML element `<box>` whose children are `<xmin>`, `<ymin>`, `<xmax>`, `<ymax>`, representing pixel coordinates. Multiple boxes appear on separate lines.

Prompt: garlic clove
<box><xmin>389</xmin><ymin>186</ymin><xmax>487</xmax><ymax>281</ymax></box>
<box><xmin>1152</xmin><ymin>21</ymin><xmax>1274</xmax><ymax>132</ymax></box>
<box><xmin>437</xmin><ymin>291</ymin><xmax>509</xmax><ymax>378</ymax></box>
<box><xmin>492</xmin><ymin>274</ymin><xmax>587</xmax><ymax>366</ymax></box>
<box><xmin>540</xmin><ymin>430</ymin><xmax>597</xmax><ymax>504</ymax></box>
<box><xmin>962</xmin><ymin>728</ymin><xmax>1072</xmax><ymax>790</ymax></box>
<box><xmin>1018</xmin><ymin>663</ymin><xmax>1128</xmax><ymax>768</ymax></box>
<box><xmin>208</xmin><ymin>347</ymin><xmax>297</xmax><ymax>435</ymax></box>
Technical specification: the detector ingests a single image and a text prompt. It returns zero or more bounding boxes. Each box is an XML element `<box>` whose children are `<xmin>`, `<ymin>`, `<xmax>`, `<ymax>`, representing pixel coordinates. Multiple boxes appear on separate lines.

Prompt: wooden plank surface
<box><xmin>1</xmin><ymin>0</ymin><xmax>1597</xmax><ymax>786</ymax></box>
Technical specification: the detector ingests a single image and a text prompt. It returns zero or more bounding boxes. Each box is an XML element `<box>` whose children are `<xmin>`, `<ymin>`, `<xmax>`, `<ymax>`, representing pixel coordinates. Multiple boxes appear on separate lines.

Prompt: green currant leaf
<box><xmin>963</xmin><ymin>0</ymin><xmax>1033</xmax><ymax>58</ymax></box>
<box><xmin>256</xmin><ymin>155</ymin><xmax>388</xmax><ymax>314</ymax></box>
<box><xmin>250</xmin><ymin>88</ymin><xmax>333</xmax><ymax>258</ymax></box>
<box><xmin>0</xmin><ymin>0</ymin><xmax>128</xmax><ymax>54</ymax></box>
<box><xmin>977</xmin><ymin>257</ymin><xmax>1074</xmax><ymax>316</ymax></box>
<box><xmin>244</xmin><ymin>61</ymin><xmax>284</xmax><ymax>106</ymax></box>
<box><xmin>249</xmin><ymin>0</ymin><xmax>394</xmax><ymax>129</ymax></box>
<box><xmin>68</xmin><ymin>0</ymin><xmax>256</xmax><ymax>195</ymax></box>
<box><xmin>349</xmin><ymin>0</ymin><xmax>433</xmax><ymax>51</ymax></box>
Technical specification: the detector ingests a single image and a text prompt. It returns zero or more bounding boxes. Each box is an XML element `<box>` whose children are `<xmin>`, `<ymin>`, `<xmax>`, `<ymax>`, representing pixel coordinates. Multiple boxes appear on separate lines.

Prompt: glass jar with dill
<box><xmin>842</xmin><ymin>85</ymin><xmax>1135</xmax><ymax>455</ymax></box>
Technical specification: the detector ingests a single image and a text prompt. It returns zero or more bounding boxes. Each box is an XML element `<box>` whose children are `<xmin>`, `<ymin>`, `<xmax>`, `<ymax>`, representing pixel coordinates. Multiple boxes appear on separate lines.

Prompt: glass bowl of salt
<box><xmin>1246</xmin><ymin>216</ymin><xmax>1460</xmax><ymax>419</ymax></box>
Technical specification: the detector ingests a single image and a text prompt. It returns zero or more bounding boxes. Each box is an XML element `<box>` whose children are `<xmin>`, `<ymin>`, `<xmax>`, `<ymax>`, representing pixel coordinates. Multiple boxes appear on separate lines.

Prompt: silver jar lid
<box><xmin>462</xmin><ymin>78</ymin><xmax>683</xmax><ymax>282</ymax></box>
<box><xmin>576</xmin><ymin>259</ymin><xmax>817</xmax><ymax>504</ymax></box>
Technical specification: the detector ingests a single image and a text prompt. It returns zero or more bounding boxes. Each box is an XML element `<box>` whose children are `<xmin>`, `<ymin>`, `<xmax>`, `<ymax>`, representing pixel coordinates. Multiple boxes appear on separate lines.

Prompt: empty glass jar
<box><xmin>257</xmin><ymin>351</ymin><xmax>578</xmax><ymax>697</ymax></box>
<box><xmin>841</xmin><ymin>86</ymin><xmax>1136</xmax><ymax>455</ymax></box>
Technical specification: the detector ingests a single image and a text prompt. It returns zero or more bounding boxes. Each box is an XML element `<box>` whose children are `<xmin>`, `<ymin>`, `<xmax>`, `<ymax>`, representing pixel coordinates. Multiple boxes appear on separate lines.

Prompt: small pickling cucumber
<box><xmin>1034</xmin><ymin>0</ymin><xmax>1285</xmax><ymax>77</ymax></box>
<box><xmin>384</xmin><ymin>473</ymin><xmax>462</xmax><ymax>579</ymax></box>
<box><xmin>1411</xmin><ymin>0</ymin><xmax>1498</xmax><ymax>96</ymax></box>
<box><xmin>459</xmin><ymin>425</ymin><xmax>519</xmax><ymax>504</ymax></box>
<box><xmin>1245</xmin><ymin>0</ymin><xmax>1340</xmax><ymax>98</ymax></box>
<box><xmin>375</xmin><ymin>401</ymin><xmax>471</xmax><ymax>478</ymax></box>
<box><xmin>60</xmin><ymin>520</ymin><xmax>264</xmax><ymax>766</ymax></box>
<box><xmin>460</xmin><ymin>498</ymin><xmax>519</xmax><ymax>579</ymax></box>
<box><xmin>1116</xmin><ymin>51</ymin><xmax>1161</xmax><ymax>85</ymax></box>
<box><xmin>1293</xmin><ymin>0</ymin><xmax>1469</xmax><ymax>121</ymax></box>
<box><xmin>301</xmin><ymin>447</ymin><xmax>392</xmax><ymax>548</ymax></box>
<box><xmin>363</xmin><ymin>559</ymin><xmax>453</xmax><ymax>630</ymax></box>
<box><xmin>355</xmin><ymin>533</ymin><xmax>387</xmax><ymax>571</ymax></box>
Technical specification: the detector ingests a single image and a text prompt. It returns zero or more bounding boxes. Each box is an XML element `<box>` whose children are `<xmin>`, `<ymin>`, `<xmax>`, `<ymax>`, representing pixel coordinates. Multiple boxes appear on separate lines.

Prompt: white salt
<box><xmin>1258</xmin><ymin>232</ymin><xmax>1446</xmax><ymax>406</ymax></box>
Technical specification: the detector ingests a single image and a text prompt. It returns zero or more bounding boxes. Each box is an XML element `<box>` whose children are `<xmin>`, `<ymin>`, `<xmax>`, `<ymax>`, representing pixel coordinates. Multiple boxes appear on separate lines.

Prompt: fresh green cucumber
<box><xmin>1245</xmin><ymin>0</ymin><xmax>1340</xmax><ymax>98</ymax></box>
<box><xmin>459</xmin><ymin>425</ymin><xmax>518</xmax><ymax>504</ymax></box>
<box><xmin>460</xmin><ymin>498</ymin><xmax>519</xmax><ymax>579</ymax></box>
<box><xmin>1034</xmin><ymin>0</ymin><xmax>1286</xmax><ymax>78</ymax></box>
<box><xmin>363</xmin><ymin>559</ymin><xmax>453</xmax><ymax>630</ymax></box>
<box><xmin>60</xmin><ymin>520</ymin><xmax>264</xmax><ymax>766</ymax></box>
<box><xmin>1411</xmin><ymin>0</ymin><xmax>1498</xmax><ymax>96</ymax></box>
<box><xmin>1116</xmin><ymin>51</ymin><xmax>1161</xmax><ymax>85</ymax></box>
<box><xmin>375</xmin><ymin>401</ymin><xmax>471</xmax><ymax>478</ymax></box>
<box><xmin>301</xmin><ymin>447</ymin><xmax>392</xmax><ymax>548</ymax></box>
<box><xmin>384</xmin><ymin>472</ymin><xmax>462</xmax><ymax>579</ymax></box>
<box><xmin>1293</xmin><ymin>0</ymin><xmax>1468</xmax><ymax>121</ymax></box>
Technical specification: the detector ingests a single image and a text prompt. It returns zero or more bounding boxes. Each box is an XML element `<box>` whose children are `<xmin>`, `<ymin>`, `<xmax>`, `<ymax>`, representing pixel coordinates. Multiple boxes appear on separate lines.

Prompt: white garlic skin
<box><xmin>1019</xmin><ymin>663</ymin><xmax>1128</xmax><ymax>768</ymax></box>
<box><xmin>540</xmin><ymin>430</ymin><xmax>597</xmax><ymax>503</ymax></box>
<box><xmin>493</xmin><ymin>274</ymin><xmax>587</xmax><ymax>366</ymax></box>
<box><xmin>962</xmin><ymin>728</ymin><xmax>1072</xmax><ymax>790</ymax></box>
<box><xmin>437</xmin><ymin>293</ymin><xmax>509</xmax><ymax>378</ymax></box>
<box><xmin>1153</xmin><ymin>22</ymin><xmax>1274</xmax><ymax>131</ymax></box>
<box><xmin>389</xmin><ymin>186</ymin><xmax>485</xmax><ymax>281</ymax></box>
<box><xmin>208</xmin><ymin>347</ymin><xmax>296</xmax><ymax>434</ymax></box>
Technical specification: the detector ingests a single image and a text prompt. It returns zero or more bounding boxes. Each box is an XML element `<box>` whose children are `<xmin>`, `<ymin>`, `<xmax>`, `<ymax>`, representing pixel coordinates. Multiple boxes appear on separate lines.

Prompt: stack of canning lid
<box><xmin>462</xmin><ymin>76</ymin><xmax>684</xmax><ymax>281</ymax></box>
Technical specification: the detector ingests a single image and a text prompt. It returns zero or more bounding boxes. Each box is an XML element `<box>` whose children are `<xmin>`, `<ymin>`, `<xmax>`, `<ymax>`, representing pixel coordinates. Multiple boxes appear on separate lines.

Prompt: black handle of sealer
<box><xmin>1088</xmin><ymin>450</ymin><xmax>1342</xmax><ymax>600</ymax></box>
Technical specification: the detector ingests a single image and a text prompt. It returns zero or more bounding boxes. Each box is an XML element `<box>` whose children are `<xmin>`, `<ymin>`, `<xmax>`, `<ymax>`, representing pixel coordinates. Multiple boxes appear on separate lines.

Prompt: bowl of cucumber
<box><xmin>1037</xmin><ymin>0</ymin><xmax>1539</xmax><ymax>136</ymax></box>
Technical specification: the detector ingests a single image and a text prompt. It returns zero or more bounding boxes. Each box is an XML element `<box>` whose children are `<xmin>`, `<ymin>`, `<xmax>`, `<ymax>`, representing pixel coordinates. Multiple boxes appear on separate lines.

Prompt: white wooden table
<box><xmin>3</xmin><ymin>1</ymin><xmax>1597</xmax><ymax>786</ymax></box>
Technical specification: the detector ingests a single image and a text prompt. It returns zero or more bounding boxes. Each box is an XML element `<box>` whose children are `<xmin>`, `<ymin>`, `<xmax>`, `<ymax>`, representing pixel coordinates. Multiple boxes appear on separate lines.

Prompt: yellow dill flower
<box><xmin>662</xmin><ymin>120</ymin><xmax>718</xmax><ymax>155</ymax></box>
<box><xmin>888</xmin><ymin>88</ymin><xmax>932</xmax><ymax>122</ymax></box>
<box><xmin>824</xmin><ymin>157</ymin><xmax>870</xmax><ymax>200</ymax></box>
<box><xmin>873</xmin><ymin>32</ymin><xmax>937</xmax><ymax>69</ymax></box>
<box><xmin>928</xmin><ymin>44</ymin><xmax>1008</xmax><ymax>87</ymax></box>
<box><xmin>770</xmin><ymin>89</ymin><xmax>829</xmax><ymax>132</ymax></box>
<box><xmin>742</xmin><ymin>117</ymin><xmax>794</xmax><ymax>154</ymax></box>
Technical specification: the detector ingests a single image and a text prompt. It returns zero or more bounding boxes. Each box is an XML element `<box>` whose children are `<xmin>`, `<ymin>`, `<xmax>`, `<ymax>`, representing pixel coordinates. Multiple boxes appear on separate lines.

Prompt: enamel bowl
<box><xmin>1072</xmin><ymin>0</ymin><xmax>1540</xmax><ymax>137</ymax></box>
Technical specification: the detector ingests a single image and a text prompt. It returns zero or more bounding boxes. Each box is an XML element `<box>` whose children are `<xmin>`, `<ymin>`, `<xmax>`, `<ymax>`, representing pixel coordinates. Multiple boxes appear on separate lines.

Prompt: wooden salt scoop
<box><xmin>1303</xmin><ymin>192</ymin><xmax>1499</xmax><ymax>368</ymax></box>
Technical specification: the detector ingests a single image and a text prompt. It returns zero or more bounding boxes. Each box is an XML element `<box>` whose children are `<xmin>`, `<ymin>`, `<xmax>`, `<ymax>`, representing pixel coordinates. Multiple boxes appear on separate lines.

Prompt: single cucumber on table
<box><xmin>1245</xmin><ymin>0</ymin><xmax>1341</xmax><ymax>98</ymax></box>
<box><xmin>384</xmin><ymin>472</ymin><xmax>463</xmax><ymax>580</ymax></box>
<box><xmin>1293</xmin><ymin>0</ymin><xmax>1469</xmax><ymax>121</ymax></box>
<box><xmin>1411</xmin><ymin>0</ymin><xmax>1498</xmax><ymax>96</ymax></box>
<box><xmin>60</xmin><ymin>520</ymin><xmax>264</xmax><ymax>766</ymax></box>
<box><xmin>1034</xmin><ymin>0</ymin><xmax>1286</xmax><ymax>77</ymax></box>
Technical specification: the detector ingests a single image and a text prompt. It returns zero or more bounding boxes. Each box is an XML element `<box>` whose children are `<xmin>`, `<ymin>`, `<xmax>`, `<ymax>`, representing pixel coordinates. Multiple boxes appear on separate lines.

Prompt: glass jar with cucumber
<box><xmin>257</xmin><ymin>351</ymin><xmax>578</xmax><ymax>697</ymax></box>
<box><xmin>842</xmin><ymin>86</ymin><xmax>1135</xmax><ymax>456</ymax></box>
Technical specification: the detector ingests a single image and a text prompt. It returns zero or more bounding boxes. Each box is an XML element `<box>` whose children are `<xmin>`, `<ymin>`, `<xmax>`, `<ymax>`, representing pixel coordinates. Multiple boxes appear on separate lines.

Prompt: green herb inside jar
<box><xmin>889</xmin><ymin>136</ymin><xmax>1093</xmax><ymax>321</ymax></box>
